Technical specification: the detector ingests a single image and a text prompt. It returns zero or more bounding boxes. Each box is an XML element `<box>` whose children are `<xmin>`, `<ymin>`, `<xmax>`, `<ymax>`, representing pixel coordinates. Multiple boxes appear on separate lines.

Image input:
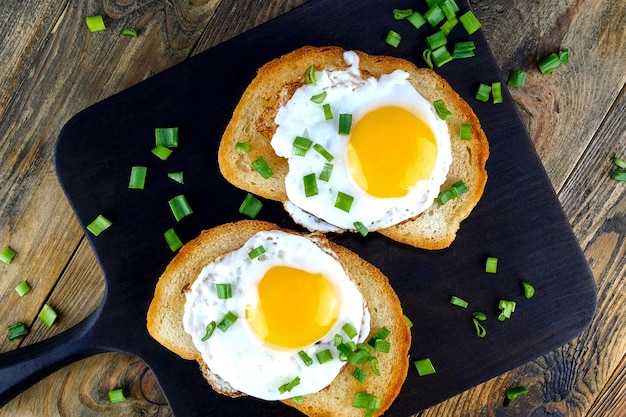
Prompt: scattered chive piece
<box><xmin>304</xmin><ymin>65</ymin><xmax>316</xmax><ymax>84</ymax></box>
<box><xmin>121</xmin><ymin>28</ymin><xmax>138</xmax><ymax>37</ymax></box>
<box><xmin>310</xmin><ymin>91</ymin><xmax>327</xmax><ymax>104</ymax></box>
<box><xmin>216</xmin><ymin>283</ymin><xmax>232</xmax><ymax>300</ymax></box>
<box><xmin>522</xmin><ymin>281</ymin><xmax>535</xmax><ymax>299</ymax></box>
<box><xmin>235</xmin><ymin>142</ymin><xmax>251</xmax><ymax>154</ymax></box>
<box><xmin>432</xmin><ymin>45</ymin><xmax>453</xmax><ymax>67</ymax></box>
<box><xmin>368</xmin><ymin>327</ymin><xmax>391</xmax><ymax>348</ymax></box>
<box><xmin>452</xmin><ymin>41</ymin><xmax>476</xmax><ymax>59</ymax></box>
<box><xmin>292</xmin><ymin>396</ymin><xmax>304</xmax><ymax>405</ymax></box>
<box><xmin>476</xmin><ymin>83</ymin><xmax>492</xmax><ymax>102</ymax></box>
<box><xmin>403</xmin><ymin>315</ymin><xmax>414</xmax><ymax>328</ymax></box>
<box><xmin>38</xmin><ymin>304</ymin><xmax>57</xmax><ymax>327</ymax></box>
<box><xmin>498</xmin><ymin>300</ymin><xmax>517</xmax><ymax>321</ymax></box>
<box><xmin>319</xmin><ymin>162</ymin><xmax>334</xmax><ymax>182</ymax></box>
<box><xmin>353</xmin><ymin>367</ymin><xmax>367</xmax><ymax>383</ymax></box>
<box><xmin>612</xmin><ymin>157</ymin><xmax>626</xmax><ymax>169</ymax></box>
<box><xmin>85</xmin><ymin>15</ymin><xmax>106</xmax><ymax>32</ymax></box>
<box><xmin>151</xmin><ymin>145</ymin><xmax>173</xmax><ymax>160</ymax></box>
<box><xmin>0</xmin><ymin>246</ymin><xmax>17</xmax><ymax>265</ymax></box>
<box><xmin>298</xmin><ymin>350</ymin><xmax>313</xmax><ymax>366</ymax></box>
<box><xmin>293</xmin><ymin>136</ymin><xmax>313</xmax><ymax>156</ymax></box>
<box><xmin>108</xmin><ymin>388</ymin><xmax>127</xmax><ymax>403</ymax></box>
<box><xmin>313</xmin><ymin>144</ymin><xmax>334</xmax><ymax>161</ymax></box>
<box><xmin>508</xmin><ymin>70</ymin><xmax>527</xmax><ymax>87</ymax></box>
<box><xmin>492</xmin><ymin>82</ymin><xmax>503</xmax><ymax>104</ymax></box>
<box><xmin>217</xmin><ymin>311</ymin><xmax>238</xmax><ymax>332</ymax></box>
<box><xmin>155</xmin><ymin>127</ymin><xmax>179</xmax><ymax>148</ymax></box>
<box><xmin>334</xmin><ymin>334</ymin><xmax>343</xmax><ymax>346</ymax></box>
<box><xmin>239</xmin><ymin>193</ymin><xmax>263</xmax><ymax>219</ymax></box>
<box><xmin>369</xmin><ymin>357</ymin><xmax>380</xmax><ymax>376</ymax></box>
<box><xmin>87</xmin><ymin>214</ymin><xmax>112</xmax><ymax>236</ymax></box>
<box><xmin>436</xmin><ymin>180</ymin><xmax>468</xmax><ymax>205</ymax></box>
<box><xmin>342</xmin><ymin>323</ymin><xmax>358</xmax><ymax>339</ymax></box>
<box><xmin>385</xmin><ymin>30</ymin><xmax>402</xmax><ymax>48</ymax></box>
<box><xmin>316</xmin><ymin>348</ymin><xmax>333</xmax><ymax>364</ymax></box>
<box><xmin>407</xmin><ymin>11</ymin><xmax>427</xmax><ymax>29</ymax></box>
<box><xmin>303</xmin><ymin>173</ymin><xmax>319</xmax><ymax>197</ymax></box>
<box><xmin>460</xmin><ymin>123</ymin><xmax>472</xmax><ymax>140</ymax></box>
<box><xmin>201</xmin><ymin>321</ymin><xmax>216</xmax><ymax>341</ymax></box>
<box><xmin>248</xmin><ymin>245</ymin><xmax>266</xmax><ymax>259</ymax></box>
<box><xmin>441</xmin><ymin>0</ymin><xmax>459</xmax><ymax>18</ymax></box>
<box><xmin>612</xmin><ymin>171</ymin><xmax>626</xmax><ymax>181</ymax></box>
<box><xmin>426</xmin><ymin>30</ymin><xmax>447</xmax><ymax>50</ymax></box>
<box><xmin>167</xmin><ymin>171</ymin><xmax>184</xmax><ymax>184</ymax></box>
<box><xmin>506</xmin><ymin>386</ymin><xmax>529</xmax><ymax>400</ymax></box>
<box><xmin>559</xmin><ymin>48</ymin><xmax>570</xmax><ymax>64</ymax></box>
<box><xmin>485</xmin><ymin>256</ymin><xmax>498</xmax><ymax>273</ymax></box>
<box><xmin>8</xmin><ymin>322</ymin><xmax>28</xmax><ymax>341</ymax></box>
<box><xmin>168</xmin><ymin>195</ymin><xmax>193</xmax><ymax>221</ymax></box>
<box><xmin>473</xmin><ymin>311</ymin><xmax>487</xmax><ymax>321</ymax></box>
<box><xmin>128</xmin><ymin>166</ymin><xmax>147</xmax><ymax>189</ymax></box>
<box><xmin>441</xmin><ymin>17</ymin><xmax>458</xmax><ymax>35</ymax></box>
<box><xmin>252</xmin><ymin>156</ymin><xmax>274</xmax><ymax>179</ymax></box>
<box><xmin>538</xmin><ymin>52</ymin><xmax>561</xmax><ymax>74</ymax></box>
<box><xmin>450</xmin><ymin>295</ymin><xmax>469</xmax><ymax>308</ymax></box>
<box><xmin>459</xmin><ymin>10</ymin><xmax>482</xmax><ymax>34</ymax></box>
<box><xmin>423</xmin><ymin>48</ymin><xmax>434</xmax><ymax>69</ymax></box>
<box><xmin>373</xmin><ymin>339</ymin><xmax>391</xmax><ymax>353</ymax></box>
<box><xmin>473</xmin><ymin>316</ymin><xmax>487</xmax><ymax>338</ymax></box>
<box><xmin>322</xmin><ymin>103</ymin><xmax>333</xmax><ymax>120</ymax></box>
<box><xmin>433</xmin><ymin>99</ymin><xmax>453</xmax><ymax>120</ymax></box>
<box><xmin>353</xmin><ymin>392</ymin><xmax>381</xmax><ymax>411</ymax></box>
<box><xmin>278</xmin><ymin>376</ymin><xmax>301</xmax><ymax>394</ymax></box>
<box><xmin>353</xmin><ymin>221</ymin><xmax>368</xmax><ymax>237</ymax></box>
<box><xmin>424</xmin><ymin>5</ymin><xmax>445</xmax><ymax>26</ymax></box>
<box><xmin>15</xmin><ymin>281</ymin><xmax>31</xmax><ymax>297</ymax></box>
<box><xmin>334</xmin><ymin>192</ymin><xmax>354</xmax><ymax>213</ymax></box>
<box><xmin>338</xmin><ymin>113</ymin><xmax>353</xmax><ymax>135</ymax></box>
<box><xmin>414</xmin><ymin>358</ymin><xmax>436</xmax><ymax>376</ymax></box>
<box><xmin>393</xmin><ymin>8</ymin><xmax>413</xmax><ymax>20</ymax></box>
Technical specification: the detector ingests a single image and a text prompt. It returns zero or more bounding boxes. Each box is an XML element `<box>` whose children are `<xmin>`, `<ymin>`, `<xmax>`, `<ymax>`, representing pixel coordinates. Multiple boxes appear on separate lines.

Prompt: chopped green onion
<box><xmin>353</xmin><ymin>221</ymin><xmax>368</xmax><ymax>237</ymax></box>
<box><xmin>201</xmin><ymin>321</ymin><xmax>216</xmax><ymax>341</ymax></box>
<box><xmin>338</xmin><ymin>113</ymin><xmax>352</xmax><ymax>135</ymax></box>
<box><xmin>316</xmin><ymin>348</ymin><xmax>333</xmax><ymax>364</ymax></box>
<box><xmin>310</xmin><ymin>91</ymin><xmax>327</xmax><ymax>104</ymax></box>
<box><xmin>128</xmin><ymin>166</ymin><xmax>147</xmax><ymax>189</ymax></box>
<box><xmin>371</xmin><ymin>326</ymin><xmax>391</xmax><ymax>341</ymax></box>
<box><xmin>304</xmin><ymin>65</ymin><xmax>316</xmax><ymax>84</ymax></box>
<box><xmin>342</xmin><ymin>323</ymin><xmax>358</xmax><ymax>339</ymax></box>
<box><xmin>423</xmin><ymin>48</ymin><xmax>434</xmax><ymax>69</ymax></box>
<box><xmin>432</xmin><ymin>45</ymin><xmax>453</xmax><ymax>67</ymax></box>
<box><xmin>522</xmin><ymin>281</ymin><xmax>535</xmax><ymax>299</ymax></box>
<box><xmin>459</xmin><ymin>10</ymin><xmax>482</xmax><ymax>34</ymax></box>
<box><xmin>278</xmin><ymin>376</ymin><xmax>300</xmax><ymax>394</ymax></box>
<box><xmin>452</xmin><ymin>41</ymin><xmax>476</xmax><ymax>59</ymax></box>
<box><xmin>426</xmin><ymin>31</ymin><xmax>447</xmax><ymax>50</ymax></box>
<box><xmin>436</xmin><ymin>180</ymin><xmax>468</xmax><ymax>205</ymax></box>
<box><xmin>433</xmin><ymin>99</ymin><xmax>453</xmax><ymax>120</ymax></box>
<box><xmin>86</xmin><ymin>15</ymin><xmax>106</xmax><ymax>32</ymax></box>
<box><xmin>485</xmin><ymin>256</ymin><xmax>498</xmax><ymax>273</ymax></box>
<box><xmin>460</xmin><ymin>123</ymin><xmax>472</xmax><ymax>140</ymax></box>
<box><xmin>292</xmin><ymin>136</ymin><xmax>313</xmax><ymax>156</ymax></box>
<box><xmin>407</xmin><ymin>11</ymin><xmax>427</xmax><ymax>29</ymax></box>
<box><xmin>298</xmin><ymin>350</ymin><xmax>313</xmax><ymax>366</ymax></box>
<box><xmin>473</xmin><ymin>316</ymin><xmax>487</xmax><ymax>338</ymax></box>
<box><xmin>334</xmin><ymin>334</ymin><xmax>343</xmax><ymax>346</ymax></box>
<box><xmin>476</xmin><ymin>83</ymin><xmax>492</xmax><ymax>102</ymax></box>
<box><xmin>168</xmin><ymin>195</ymin><xmax>193</xmax><ymax>221</ymax></box>
<box><xmin>15</xmin><ymin>281</ymin><xmax>31</xmax><ymax>297</ymax></box>
<box><xmin>319</xmin><ymin>163</ymin><xmax>334</xmax><ymax>182</ymax></box>
<box><xmin>0</xmin><ymin>246</ymin><xmax>17</xmax><ymax>265</ymax></box>
<box><xmin>492</xmin><ymin>82</ymin><xmax>503</xmax><ymax>104</ymax></box>
<box><xmin>164</xmin><ymin>228</ymin><xmax>183</xmax><ymax>252</ymax></box>
<box><xmin>108</xmin><ymin>388</ymin><xmax>127</xmax><ymax>403</ymax></box>
<box><xmin>450</xmin><ymin>295</ymin><xmax>468</xmax><ymax>308</ymax></box>
<box><xmin>216</xmin><ymin>283</ymin><xmax>232</xmax><ymax>300</ymax></box>
<box><xmin>369</xmin><ymin>356</ymin><xmax>380</xmax><ymax>376</ymax></box>
<box><xmin>441</xmin><ymin>0</ymin><xmax>459</xmax><ymax>18</ymax></box>
<box><xmin>473</xmin><ymin>311</ymin><xmax>487</xmax><ymax>321</ymax></box>
<box><xmin>414</xmin><ymin>358</ymin><xmax>436</xmax><ymax>376</ymax></box>
<box><xmin>385</xmin><ymin>30</ymin><xmax>402</xmax><ymax>48</ymax></box>
<box><xmin>167</xmin><ymin>171</ymin><xmax>184</xmax><ymax>184</ymax></box>
<box><xmin>508</xmin><ymin>70</ymin><xmax>527</xmax><ymax>87</ymax></box>
<box><xmin>506</xmin><ymin>386</ymin><xmax>529</xmax><ymax>400</ymax></box>
<box><xmin>87</xmin><ymin>214</ymin><xmax>112</xmax><ymax>236</ymax></box>
<box><xmin>235</xmin><ymin>142</ymin><xmax>251</xmax><ymax>154</ymax></box>
<box><xmin>151</xmin><ymin>145</ymin><xmax>173</xmax><ymax>160</ymax></box>
<box><xmin>292</xmin><ymin>395</ymin><xmax>304</xmax><ymax>405</ymax></box>
<box><xmin>538</xmin><ymin>52</ymin><xmax>561</xmax><ymax>74</ymax></box>
<box><xmin>352</xmin><ymin>367</ymin><xmax>367</xmax><ymax>383</ymax></box>
<box><xmin>559</xmin><ymin>48</ymin><xmax>570</xmax><ymax>64</ymax></box>
<box><xmin>312</xmin><ymin>144</ymin><xmax>334</xmax><ymax>161</ymax></box>
<box><xmin>248</xmin><ymin>245</ymin><xmax>266</xmax><ymax>259</ymax></box>
<box><xmin>217</xmin><ymin>311</ymin><xmax>238</xmax><ymax>332</ymax></box>
<box><xmin>426</xmin><ymin>0</ymin><xmax>441</xmax><ymax>6</ymax></box>
<box><xmin>252</xmin><ymin>156</ymin><xmax>274</xmax><ymax>179</ymax></box>
<box><xmin>498</xmin><ymin>300</ymin><xmax>516</xmax><ymax>321</ymax></box>
<box><xmin>393</xmin><ymin>8</ymin><xmax>413</xmax><ymax>20</ymax></box>
<box><xmin>303</xmin><ymin>173</ymin><xmax>318</xmax><ymax>197</ymax></box>
<box><xmin>441</xmin><ymin>17</ymin><xmax>458</xmax><ymax>35</ymax></box>
<box><xmin>334</xmin><ymin>192</ymin><xmax>354</xmax><ymax>213</ymax></box>
<box><xmin>322</xmin><ymin>103</ymin><xmax>333</xmax><ymax>120</ymax></box>
<box><xmin>424</xmin><ymin>5</ymin><xmax>445</xmax><ymax>26</ymax></box>
<box><xmin>612</xmin><ymin>171</ymin><xmax>626</xmax><ymax>181</ymax></box>
<box><xmin>8</xmin><ymin>322</ymin><xmax>28</xmax><ymax>341</ymax></box>
<box><xmin>373</xmin><ymin>339</ymin><xmax>391</xmax><ymax>353</ymax></box>
<box><xmin>39</xmin><ymin>304</ymin><xmax>58</xmax><ymax>327</ymax></box>
<box><xmin>403</xmin><ymin>315</ymin><xmax>414</xmax><ymax>328</ymax></box>
<box><xmin>612</xmin><ymin>157</ymin><xmax>626</xmax><ymax>169</ymax></box>
<box><xmin>155</xmin><ymin>127</ymin><xmax>179</xmax><ymax>148</ymax></box>
<box><xmin>121</xmin><ymin>28</ymin><xmax>138</xmax><ymax>37</ymax></box>
<box><xmin>353</xmin><ymin>392</ymin><xmax>381</xmax><ymax>411</ymax></box>
<box><xmin>239</xmin><ymin>193</ymin><xmax>263</xmax><ymax>219</ymax></box>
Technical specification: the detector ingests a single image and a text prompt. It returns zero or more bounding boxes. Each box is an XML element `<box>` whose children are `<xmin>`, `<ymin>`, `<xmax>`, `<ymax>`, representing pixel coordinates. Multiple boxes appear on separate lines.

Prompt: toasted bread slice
<box><xmin>147</xmin><ymin>220</ymin><xmax>411</xmax><ymax>417</ymax></box>
<box><xmin>218</xmin><ymin>46</ymin><xmax>489</xmax><ymax>249</ymax></box>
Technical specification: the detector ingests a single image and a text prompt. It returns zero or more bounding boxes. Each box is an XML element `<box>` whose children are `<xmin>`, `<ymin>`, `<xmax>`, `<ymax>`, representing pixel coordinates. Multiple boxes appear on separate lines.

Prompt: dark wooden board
<box><xmin>0</xmin><ymin>0</ymin><xmax>596</xmax><ymax>415</ymax></box>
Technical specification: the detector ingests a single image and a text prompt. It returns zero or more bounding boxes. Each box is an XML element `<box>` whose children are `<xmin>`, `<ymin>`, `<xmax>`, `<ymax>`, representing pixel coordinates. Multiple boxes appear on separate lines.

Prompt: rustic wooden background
<box><xmin>0</xmin><ymin>0</ymin><xmax>624</xmax><ymax>415</ymax></box>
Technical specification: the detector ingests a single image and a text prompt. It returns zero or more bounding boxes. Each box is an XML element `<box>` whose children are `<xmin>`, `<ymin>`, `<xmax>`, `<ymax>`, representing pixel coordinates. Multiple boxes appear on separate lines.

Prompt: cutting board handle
<box><xmin>0</xmin><ymin>311</ymin><xmax>103</xmax><ymax>406</ymax></box>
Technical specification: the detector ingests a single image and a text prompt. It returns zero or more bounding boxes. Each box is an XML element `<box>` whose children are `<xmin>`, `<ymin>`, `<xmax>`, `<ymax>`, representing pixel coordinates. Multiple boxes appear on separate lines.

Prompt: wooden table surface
<box><xmin>0</xmin><ymin>0</ymin><xmax>624</xmax><ymax>415</ymax></box>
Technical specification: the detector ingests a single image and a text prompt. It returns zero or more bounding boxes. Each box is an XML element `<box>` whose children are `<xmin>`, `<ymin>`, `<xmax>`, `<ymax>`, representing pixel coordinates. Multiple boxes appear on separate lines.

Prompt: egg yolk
<box><xmin>246</xmin><ymin>266</ymin><xmax>340</xmax><ymax>349</ymax></box>
<box><xmin>346</xmin><ymin>106</ymin><xmax>438</xmax><ymax>198</ymax></box>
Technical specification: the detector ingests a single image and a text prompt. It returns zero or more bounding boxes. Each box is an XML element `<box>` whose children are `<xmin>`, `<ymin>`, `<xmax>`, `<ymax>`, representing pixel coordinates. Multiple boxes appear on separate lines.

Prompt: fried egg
<box><xmin>182</xmin><ymin>231</ymin><xmax>370</xmax><ymax>400</ymax></box>
<box><xmin>271</xmin><ymin>51</ymin><xmax>452</xmax><ymax>233</ymax></box>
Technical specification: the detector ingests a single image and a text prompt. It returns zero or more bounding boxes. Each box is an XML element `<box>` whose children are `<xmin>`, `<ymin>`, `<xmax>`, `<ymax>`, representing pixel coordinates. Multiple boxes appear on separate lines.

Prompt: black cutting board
<box><xmin>0</xmin><ymin>0</ymin><xmax>596</xmax><ymax>415</ymax></box>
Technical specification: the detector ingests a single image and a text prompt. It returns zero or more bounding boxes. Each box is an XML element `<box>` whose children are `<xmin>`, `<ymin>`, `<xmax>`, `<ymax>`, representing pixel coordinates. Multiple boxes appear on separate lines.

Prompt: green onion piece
<box><xmin>473</xmin><ymin>317</ymin><xmax>487</xmax><ymax>338</ymax></box>
<box><xmin>414</xmin><ymin>358</ymin><xmax>436</xmax><ymax>376</ymax></box>
<box><xmin>248</xmin><ymin>245</ymin><xmax>266</xmax><ymax>259</ymax></box>
<box><xmin>492</xmin><ymin>82</ymin><xmax>503</xmax><ymax>104</ymax></box>
<box><xmin>121</xmin><ymin>28</ymin><xmax>138</xmax><ymax>37</ymax></box>
<box><xmin>506</xmin><ymin>386</ymin><xmax>529</xmax><ymax>400</ymax></box>
<box><xmin>303</xmin><ymin>173</ymin><xmax>319</xmax><ymax>197</ymax></box>
<box><xmin>319</xmin><ymin>162</ymin><xmax>334</xmax><ymax>182</ymax></box>
<box><xmin>168</xmin><ymin>195</ymin><xmax>193</xmax><ymax>221</ymax></box>
<box><xmin>338</xmin><ymin>113</ymin><xmax>353</xmax><ymax>135</ymax></box>
<box><xmin>441</xmin><ymin>17</ymin><xmax>458</xmax><ymax>35</ymax></box>
<box><xmin>559</xmin><ymin>48</ymin><xmax>570</xmax><ymax>64</ymax></box>
<box><xmin>353</xmin><ymin>392</ymin><xmax>381</xmax><ymax>411</ymax></box>
<box><xmin>304</xmin><ymin>65</ymin><xmax>316</xmax><ymax>84</ymax></box>
<box><xmin>298</xmin><ymin>350</ymin><xmax>313</xmax><ymax>366</ymax></box>
<box><xmin>151</xmin><ymin>145</ymin><xmax>173</xmax><ymax>160</ymax></box>
<box><xmin>385</xmin><ymin>30</ymin><xmax>402</xmax><ymax>48</ymax></box>
<box><xmin>108</xmin><ymin>388</ymin><xmax>127</xmax><ymax>403</ymax></box>
<box><xmin>323</xmin><ymin>103</ymin><xmax>333</xmax><ymax>120</ymax></box>
<box><xmin>498</xmin><ymin>300</ymin><xmax>516</xmax><ymax>321</ymax></box>
<box><xmin>216</xmin><ymin>283</ymin><xmax>232</xmax><ymax>300</ymax></box>
<box><xmin>485</xmin><ymin>256</ymin><xmax>498</xmax><ymax>273</ymax></box>
<box><xmin>473</xmin><ymin>311</ymin><xmax>487</xmax><ymax>321</ymax></box>
<box><xmin>407</xmin><ymin>11</ymin><xmax>427</xmax><ymax>29</ymax></box>
<box><xmin>423</xmin><ymin>48</ymin><xmax>434</xmax><ymax>69</ymax></box>
<box><xmin>426</xmin><ymin>0</ymin><xmax>442</xmax><ymax>7</ymax></box>
<box><xmin>291</xmin><ymin>395</ymin><xmax>304</xmax><ymax>405</ymax></box>
<box><xmin>334</xmin><ymin>192</ymin><xmax>354</xmax><ymax>213</ymax></box>
<box><xmin>217</xmin><ymin>311</ymin><xmax>238</xmax><ymax>332</ymax></box>
<box><xmin>313</xmin><ymin>143</ymin><xmax>334</xmax><ymax>161</ymax></box>
<box><xmin>201</xmin><ymin>321</ymin><xmax>216</xmax><ymax>341</ymax></box>
<box><xmin>441</xmin><ymin>0</ymin><xmax>459</xmax><ymax>18</ymax></box>
<box><xmin>450</xmin><ymin>295</ymin><xmax>468</xmax><ymax>308</ymax></box>
<box><xmin>432</xmin><ymin>45</ymin><xmax>453</xmax><ymax>67</ymax></box>
<box><xmin>522</xmin><ymin>281</ymin><xmax>535</xmax><ymax>299</ymax></box>
<box><xmin>460</xmin><ymin>123</ymin><xmax>472</xmax><ymax>140</ymax></box>
<box><xmin>353</xmin><ymin>367</ymin><xmax>367</xmax><ymax>383</ymax></box>
<box><xmin>167</xmin><ymin>171</ymin><xmax>184</xmax><ymax>184</ymax></box>
<box><xmin>508</xmin><ymin>70</ymin><xmax>527</xmax><ymax>87</ymax></box>
<box><xmin>0</xmin><ymin>246</ymin><xmax>17</xmax><ymax>265</ymax></box>
<box><xmin>278</xmin><ymin>376</ymin><xmax>301</xmax><ymax>394</ymax></box>
<box><xmin>235</xmin><ymin>142</ymin><xmax>251</xmax><ymax>154</ymax></box>
<box><xmin>612</xmin><ymin>157</ymin><xmax>626</xmax><ymax>169</ymax></box>
<box><xmin>353</xmin><ymin>221</ymin><xmax>368</xmax><ymax>237</ymax></box>
<box><xmin>342</xmin><ymin>323</ymin><xmax>358</xmax><ymax>339</ymax></box>
<box><xmin>426</xmin><ymin>30</ymin><xmax>447</xmax><ymax>50</ymax></box>
<box><xmin>252</xmin><ymin>156</ymin><xmax>274</xmax><ymax>179</ymax></box>
<box><xmin>239</xmin><ymin>193</ymin><xmax>263</xmax><ymax>219</ymax></box>
<box><xmin>373</xmin><ymin>339</ymin><xmax>391</xmax><ymax>353</ymax></box>
<box><xmin>292</xmin><ymin>136</ymin><xmax>313</xmax><ymax>156</ymax></box>
<box><xmin>316</xmin><ymin>348</ymin><xmax>333</xmax><ymax>364</ymax></box>
<box><xmin>369</xmin><ymin>356</ymin><xmax>381</xmax><ymax>376</ymax></box>
<box><xmin>459</xmin><ymin>10</ymin><xmax>482</xmax><ymax>34</ymax></box>
<box><xmin>85</xmin><ymin>15</ymin><xmax>106</xmax><ymax>32</ymax></box>
<box><xmin>8</xmin><ymin>322</ymin><xmax>28</xmax><ymax>341</ymax></box>
<box><xmin>128</xmin><ymin>166</ymin><xmax>147</xmax><ymax>189</ymax></box>
<box><xmin>476</xmin><ymin>83</ymin><xmax>492</xmax><ymax>102</ymax></box>
<box><xmin>433</xmin><ymin>99</ymin><xmax>453</xmax><ymax>120</ymax></box>
<box><xmin>334</xmin><ymin>334</ymin><xmax>343</xmax><ymax>346</ymax></box>
<box><xmin>612</xmin><ymin>170</ymin><xmax>626</xmax><ymax>181</ymax></box>
<box><xmin>155</xmin><ymin>127</ymin><xmax>179</xmax><ymax>148</ymax></box>
<box><xmin>393</xmin><ymin>8</ymin><xmax>413</xmax><ymax>20</ymax></box>
<box><xmin>435</xmin><ymin>179</ymin><xmax>468</xmax><ymax>205</ymax></box>
<box><xmin>452</xmin><ymin>41</ymin><xmax>476</xmax><ymax>59</ymax></box>
<box><xmin>372</xmin><ymin>326</ymin><xmax>391</xmax><ymax>341</ymax></box>
<box><xmin>310</xmin><ymin>91</ymin><xmax>327</xmax><ymax>104</ymax></box>
<box><xmin>538</xmin><ymin>52</ymin><xmax>561</xmax><ymax>74</ymax></box>
<box><xmin>87</xmin><ymin>214</ymin><xmax>112</xmax><ymax>236</ymax></box>
<box><xmin>403</xmin><ymin>315</ymin><xmax>414</xmax><ymax>328</ymax></box>
<box><xmin>38</xmin><ymin>304</ymin><xmax>58</xmax><ymax>327</ymax></box>
<box><xmin>15</xmin><ymin>281</ymin><xmax>31</xmax><ymax>297</ymax></box>
<box><xmin>424</xmin><ymin>5</ymin><xmax>445</xmax><ymax>26</ymax></box>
